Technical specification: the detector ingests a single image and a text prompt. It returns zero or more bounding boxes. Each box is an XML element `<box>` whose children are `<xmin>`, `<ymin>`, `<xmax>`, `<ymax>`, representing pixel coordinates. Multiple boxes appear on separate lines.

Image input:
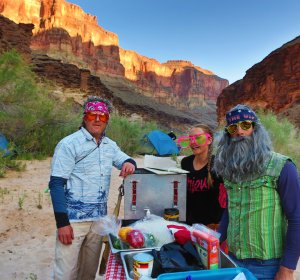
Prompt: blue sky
<box><xmin>68</xmin><ymin>0</ymin><xmax>300</xmax><ymax>85</ymax></box>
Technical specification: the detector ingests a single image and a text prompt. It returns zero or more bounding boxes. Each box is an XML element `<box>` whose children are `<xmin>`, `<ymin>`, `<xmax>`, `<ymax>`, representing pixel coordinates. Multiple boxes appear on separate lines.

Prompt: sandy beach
<box><xmin>0</xmin><ymin>157</ymin><xmax>144</xmax><ymax>280</ymax></box>
<box><xmin>0</xmin><ymin>157</ymin><xmax>299</xmax><ymax>280</ymax></box>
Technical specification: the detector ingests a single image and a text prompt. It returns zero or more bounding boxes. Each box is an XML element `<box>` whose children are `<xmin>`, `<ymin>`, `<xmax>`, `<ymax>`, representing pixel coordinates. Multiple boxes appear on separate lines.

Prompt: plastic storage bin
<box><xmin>157</xmin><ymin>267</ymin><xmax>257</xmax><ymax>280</ymax></box>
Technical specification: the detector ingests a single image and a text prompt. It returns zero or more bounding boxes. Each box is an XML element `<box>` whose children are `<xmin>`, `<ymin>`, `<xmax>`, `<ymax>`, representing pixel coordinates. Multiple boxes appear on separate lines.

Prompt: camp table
<box><xmin>102</xmin><ymin>167</ymin><xmax>237</xmax><ymax>279</ymax></box>
<box><xmin>105</xmin><ymin>249</ymin><xmax>238</xmax><ymax>280</ymax></box>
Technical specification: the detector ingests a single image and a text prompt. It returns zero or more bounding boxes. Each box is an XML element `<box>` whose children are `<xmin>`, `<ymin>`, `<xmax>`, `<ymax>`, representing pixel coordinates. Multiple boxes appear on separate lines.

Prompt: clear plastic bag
<box><xmin>129</xmin><ymin>214</ymin><xmax>191</xmax><ymax>247</ymax></box>
<box><xmin>90</xmin><ymin>215</ymin><xmax>121</xmax><ymax>236</ymax></box>
<box><xmin>191</xmin><ymin>223</ymin><xmax>221</xmax><ymax>240</ymax></box>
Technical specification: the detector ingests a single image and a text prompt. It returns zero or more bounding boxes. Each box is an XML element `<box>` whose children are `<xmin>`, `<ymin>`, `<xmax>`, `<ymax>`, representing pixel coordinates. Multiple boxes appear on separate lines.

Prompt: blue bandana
<box><xmin>226</xmin><ymin>107</ymin><xmax>257</xmax><ymax>126</ymax></box>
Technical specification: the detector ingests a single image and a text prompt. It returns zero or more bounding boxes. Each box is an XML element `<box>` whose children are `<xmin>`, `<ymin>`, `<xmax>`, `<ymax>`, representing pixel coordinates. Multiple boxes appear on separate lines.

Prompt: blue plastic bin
<box><xmin>157</xmin><ymin>267</ymin><xmax>257</xmax><ymax>280</ymax></box>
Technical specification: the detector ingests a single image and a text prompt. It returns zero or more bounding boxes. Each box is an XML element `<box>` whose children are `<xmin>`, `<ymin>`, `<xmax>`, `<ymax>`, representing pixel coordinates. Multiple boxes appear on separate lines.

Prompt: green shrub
<box><xmin>0</xmin><ymin>154</ymin><xmax>25</xmax><ymax>177</ymax></box>
<box><xmin>258</xmin><ymin>110</ymin><xmax>300</xmax><ymax>167</ymax></box>
<box><xmin>0</xmin><ymin>50</ymin><xmax>81</xmax><ymax>158</ymax></box>
<box><xmin>106</xmin><ymin>114</ymin><xmax>159</xmax><ymax>156</ymax></box>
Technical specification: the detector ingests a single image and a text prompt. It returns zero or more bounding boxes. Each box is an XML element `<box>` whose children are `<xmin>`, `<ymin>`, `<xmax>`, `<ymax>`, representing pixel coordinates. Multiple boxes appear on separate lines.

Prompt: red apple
<box><xmin>126</xmin><ymin>229</ymin><xmax>145</xmax><ymax>248</ymax></box>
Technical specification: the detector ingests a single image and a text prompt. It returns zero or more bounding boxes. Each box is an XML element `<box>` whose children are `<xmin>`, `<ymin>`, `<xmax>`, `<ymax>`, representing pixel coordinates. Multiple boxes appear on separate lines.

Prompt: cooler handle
<box><xmin>131</xmin><ymin>180</ymin><xmax>137</xmax><ymax>211</ymax></box>
<box><xmin>173</xmin><ymin>180</ymin><xmax>179</xmax><ymax>208</ymax></box>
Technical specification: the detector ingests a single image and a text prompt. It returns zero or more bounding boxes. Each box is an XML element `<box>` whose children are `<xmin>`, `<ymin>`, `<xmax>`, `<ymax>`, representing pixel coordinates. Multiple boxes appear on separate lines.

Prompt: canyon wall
<box><xmin>119</xmin><ymin>50</ymin><xmax>228</xmax><ymax>109</ymax></box>
<box><xmin>0</xmin><ymin>0</ymin><xmax>228</xmax><ymax>110</ymax></box>
<box><xmin>0</xmin><ymin>15</ymin><xmax>33</xmax><ymax>60</ymax></box>
<box><xmin>0</xmin><ymin>15</ymin><xmax>208</xmax><ymax>131</ymax></box>
<box><xmin>217</xmin><ymin>36</ymin><xmax>300</xmax><ymax>127</ymax></box>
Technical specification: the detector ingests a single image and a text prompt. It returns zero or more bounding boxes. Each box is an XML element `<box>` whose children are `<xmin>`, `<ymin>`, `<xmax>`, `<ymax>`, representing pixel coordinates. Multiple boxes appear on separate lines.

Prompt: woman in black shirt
<box><xmin>179</xmin><ymin>124</ymin><xmax>226</xmax><ymax>228</ymax></box>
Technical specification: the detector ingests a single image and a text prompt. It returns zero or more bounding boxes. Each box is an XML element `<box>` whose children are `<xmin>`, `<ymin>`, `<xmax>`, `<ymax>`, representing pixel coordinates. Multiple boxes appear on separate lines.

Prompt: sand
<box><xmin>0</xmin><ymin>157</ymin><xmax>299</xmax><ymax>280</ymax></box>
<box><xmin>0</xmin><ymin>157</ymin><xmax>144</xmax><ymax>280</ymax></box>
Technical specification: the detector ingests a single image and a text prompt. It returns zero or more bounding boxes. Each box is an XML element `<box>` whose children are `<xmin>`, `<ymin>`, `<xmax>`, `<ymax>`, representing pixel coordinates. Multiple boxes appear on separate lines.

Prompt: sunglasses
<box><xmin>84</xmin><ymin>112</ymin><xmax>109</xmax><ymax>123</ymax></box>
<box><xmin>177</xmin><ymin>133</ymin><xmax>211</xmax><ymax>149</ymax></box>
<box><xmin>226</xmin><ymin>120</ymin><xmax>254</xmax><ymax>135</ymax></box>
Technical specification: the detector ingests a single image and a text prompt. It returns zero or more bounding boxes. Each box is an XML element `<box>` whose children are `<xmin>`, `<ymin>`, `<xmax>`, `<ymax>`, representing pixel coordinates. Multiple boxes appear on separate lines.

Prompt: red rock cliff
<box><xmin>0</xmin><ymin>15</ymin><xmax>33</xmax><ymax>60</ymax></box>
<box><xmin>217</xmin><ymin>36</ymin><xmax>300</xmax><ymax>127</ymax></box>
<box><xmin>119</xmin><ymin>50</ymin><xmax>228</xmax><ymax>109</ymax></box>
<box><xmin>0</xmin><ymin>15</ymin><xmax>207</xmax><ymax>131</ymax></box>
<box><xmin>0</xmin><ymin>0</ymin><xmax>124</xmax><ymax>76</ymax></box>
<box><xmin>0</xmin><ymin>0</ymin><xmax>228</xmax><ymax>110</ymax></box>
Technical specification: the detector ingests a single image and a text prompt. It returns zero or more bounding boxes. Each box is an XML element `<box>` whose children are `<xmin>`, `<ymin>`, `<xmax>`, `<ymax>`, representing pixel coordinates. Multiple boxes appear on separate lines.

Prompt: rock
<box><xmin>0</xmin><ymin>0</ymin><xmax>228</xmax><ymax>112</ymax></box>
<box><xmin>0</xmin><ymin>12</ymin><xmax>218</xmax><ymax>131</ymax></box>
<box><xmin>217</xmin><ymin>36</ymin><xmax>300</xmax><ymax>128</ymax></box>
<box><xmin>0</xmin><ymin>15</ymin><xmax>33</xmax><ymax>61</ymax></box>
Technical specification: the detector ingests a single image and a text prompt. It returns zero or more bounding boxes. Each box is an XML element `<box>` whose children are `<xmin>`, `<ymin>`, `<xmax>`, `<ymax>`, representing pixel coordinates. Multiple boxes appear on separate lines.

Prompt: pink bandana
<box><xmin>84</xmin><ymin>101</ymin><xmax>109</xmax><ymax>114</ymax></box>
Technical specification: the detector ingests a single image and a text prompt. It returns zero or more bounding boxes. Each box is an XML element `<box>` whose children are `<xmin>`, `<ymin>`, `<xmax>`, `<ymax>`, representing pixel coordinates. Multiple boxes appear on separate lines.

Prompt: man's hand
<box><xmin>57</xmin><ymin>225</ymin><xmax>74</xmax><ymax>245</ymax></box>
<box><xmin>274</xmin><ymin>265</ymin><xmax>294</xmax><ymax>280</ymax></box>
<box><xmin>119</xmin><ymin>162</ymin><xmax>135</xmax><ymax>178</ymax></box>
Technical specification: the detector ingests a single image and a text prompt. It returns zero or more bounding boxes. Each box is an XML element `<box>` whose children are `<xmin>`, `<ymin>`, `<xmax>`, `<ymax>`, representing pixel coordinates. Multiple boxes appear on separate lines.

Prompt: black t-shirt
<box><xmin>181</xmin><ymin>155</ymin><xmax>226</xmax><ymax>226</ymax></box>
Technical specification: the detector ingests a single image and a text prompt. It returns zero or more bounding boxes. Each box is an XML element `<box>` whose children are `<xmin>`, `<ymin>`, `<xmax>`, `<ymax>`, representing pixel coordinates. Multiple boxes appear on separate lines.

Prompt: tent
<box><xmin>0</xmin><ymin>133</ymin><xmax>12</xmax><ymax>157</ymax></box>
<box><xmin>142</xmin><ymin>130</ymin><xmax>180</xmax><ymax>156</ymax></box>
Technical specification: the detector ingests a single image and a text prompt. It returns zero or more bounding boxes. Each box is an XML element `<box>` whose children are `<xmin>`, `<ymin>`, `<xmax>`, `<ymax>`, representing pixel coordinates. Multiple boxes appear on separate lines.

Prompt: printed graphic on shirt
<box><xmin>66</xmin><ymin>188</ymin><xmax>108</xmax><ymax>220</ymax></box>
<box><xmin>187</xmin><ymin>177</ymin><xmax>210</xmax><ymax>193</ymax></box>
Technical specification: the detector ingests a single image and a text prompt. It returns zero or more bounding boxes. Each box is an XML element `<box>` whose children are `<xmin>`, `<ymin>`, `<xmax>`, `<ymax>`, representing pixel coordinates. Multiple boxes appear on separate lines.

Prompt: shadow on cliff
<box><xmin>31</xmin><ymin>27</ymin><xmax>125</xmax><ymax>76</ymax></box>
<box><xmin>29</xmin><ymin>27</ymin><xmax>220</xmax><ymax>130</ymax></box>
<box><xmin>31</xmin><ymin>52</ymin><xmax>214</xmax><ymax>132</ymax></box>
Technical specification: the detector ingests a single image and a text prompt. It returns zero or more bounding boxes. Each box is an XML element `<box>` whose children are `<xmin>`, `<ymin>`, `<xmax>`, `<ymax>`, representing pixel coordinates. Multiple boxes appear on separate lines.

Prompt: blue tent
<box><xmin>143</xmin><ymin>130</ymin><xmax>180</xmax><ymax>156</ymax></box>
<box><xmin>0</xmin><ymin>133</ymin><xmax>12</xmax><ymax>157</ymax></box>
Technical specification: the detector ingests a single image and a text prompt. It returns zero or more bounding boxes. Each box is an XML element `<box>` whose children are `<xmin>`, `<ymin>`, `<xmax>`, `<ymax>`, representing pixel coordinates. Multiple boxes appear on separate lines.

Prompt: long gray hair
<box><xmin>213</xmin><ymin>122</ymin><xmax>272</xmax><ymax>183</ymax></box>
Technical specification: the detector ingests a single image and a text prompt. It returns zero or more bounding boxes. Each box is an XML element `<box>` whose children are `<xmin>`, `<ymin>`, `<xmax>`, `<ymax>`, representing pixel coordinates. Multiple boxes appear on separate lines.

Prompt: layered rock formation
<box><xmin>31</xmin><ymin>53</ymin><xmax>207</xmax><ymax>130</ymax></box>
<box><xmin>217</xmin><ymin>36</ymin><xmax>300</xmax><ymax>127</ymax></box>
<box><xmin>0</xmin><ymin>0</ymin><xmax>228</xmax><ymax>111</ymax></box>
<box><xmin>0</xmin><ymin>0</ymin><xmax>124</xmax><ymax>76</ymax></box>
<box><xmin>1</xmin><ymin>15</ymin><xmax>213</xmax><ymax>131</ymax></box>
<box><xmin>0</xmin><ymin>0</ymin><xmax>118</xmax><ymax>45</ymax></box>
<box><xmin>0</xmin><ymin>15</ymin><xmax>33</xmax><ymax>60</ymax></box>
<box><xmin>120</xmin><ymin>50</ymin><xmax>228</xmax><ymax>109</ymax></box>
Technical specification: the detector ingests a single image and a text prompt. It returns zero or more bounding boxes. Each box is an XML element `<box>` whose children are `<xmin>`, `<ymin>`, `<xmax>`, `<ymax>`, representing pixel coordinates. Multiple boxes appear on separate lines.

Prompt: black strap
<box><xmin>75</xmin><ymin>145</ymin><xmax>98</xmax><ymax>164</ymax></box>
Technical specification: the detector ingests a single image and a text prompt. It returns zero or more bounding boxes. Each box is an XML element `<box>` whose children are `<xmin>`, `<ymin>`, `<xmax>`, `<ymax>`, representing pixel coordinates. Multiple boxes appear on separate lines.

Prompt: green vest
<box><xmin>224</xmin><ymin>152</ymin><xmax>289</xmax><ymax>260</ymax></box>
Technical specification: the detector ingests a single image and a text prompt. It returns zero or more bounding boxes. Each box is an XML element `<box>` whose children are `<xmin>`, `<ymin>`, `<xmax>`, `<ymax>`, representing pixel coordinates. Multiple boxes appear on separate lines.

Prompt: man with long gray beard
<box><xmin>214</xmin><ymin>104</ymin><xmax>300</xmax><ymax>280</ymax></box>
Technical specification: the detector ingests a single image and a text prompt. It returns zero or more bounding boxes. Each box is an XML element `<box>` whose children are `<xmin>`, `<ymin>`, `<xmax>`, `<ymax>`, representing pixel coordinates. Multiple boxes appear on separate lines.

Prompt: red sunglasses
<box><xmin>84</xmin><ymin>112</ymin><xmax>109</xmax><ymax>123</ymax></box>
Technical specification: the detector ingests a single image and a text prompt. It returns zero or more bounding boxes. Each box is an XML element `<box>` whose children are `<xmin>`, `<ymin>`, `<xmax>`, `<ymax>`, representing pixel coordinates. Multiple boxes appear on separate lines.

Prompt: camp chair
<box><xmin>98</xmin><ymin>183</ymin><xmax>124</xmax><ymax>275</ymax></box>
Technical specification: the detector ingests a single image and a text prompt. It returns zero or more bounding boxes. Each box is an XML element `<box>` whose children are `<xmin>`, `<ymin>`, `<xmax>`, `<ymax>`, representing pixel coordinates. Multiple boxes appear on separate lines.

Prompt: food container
<box><xmin>108</xmin><ymin>217</ymin><xmax>173</xmax><ymax>255</ymax></box>
<box><xmin>164</xmin><ymin>208</ymin><xmax>180</xmax><ymax>221</ymax></box>
<box><xmin>133</xmin><ymin>252</ymin><xmax>154</xmax><ymax>279</ymax></box>
<box><xmin>121</xmin><ymin>249</ymin><xmax>237</xmax><ymax>280</ymax></box>
<box><xmin>108</xmin><ymin>233</ymin><xmax>160</xmax><ymax>255</ymax></box>
<box><xmin>192</xmin><ymin>229</ymin><xmax>220</xmax><ymax>269</ymax></box>
<box><xmin>121</xmin><ymin>249</ymin><xmax>157</xmax><ymax>280</ymax></box>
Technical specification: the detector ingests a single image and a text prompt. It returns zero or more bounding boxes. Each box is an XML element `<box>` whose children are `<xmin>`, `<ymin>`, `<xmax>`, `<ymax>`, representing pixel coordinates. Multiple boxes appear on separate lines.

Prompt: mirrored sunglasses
<box><xmin>226</xmin><ymin>120</ymin><xmax>254</xmax><ymax>135</ymax></box>
<box><xmin>177</xmin><ymin>133</ymin><xmax>211</xmax><ymax>149</ymax></box>
<box><xmin>84</xmin><ymin>112</ymin><xmax>109</xmax><ymax>123</ymax></box>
